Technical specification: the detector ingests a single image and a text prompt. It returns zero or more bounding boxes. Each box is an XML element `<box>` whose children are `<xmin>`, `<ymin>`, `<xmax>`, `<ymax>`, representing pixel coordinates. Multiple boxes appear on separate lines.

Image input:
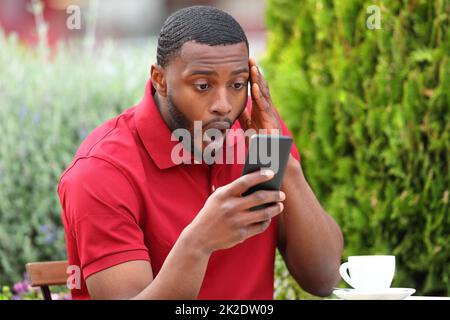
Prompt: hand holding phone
<box><xmin>242</xmin><ymin>134</ymin><xmax>292</xmax><ymax>210</ymax></box>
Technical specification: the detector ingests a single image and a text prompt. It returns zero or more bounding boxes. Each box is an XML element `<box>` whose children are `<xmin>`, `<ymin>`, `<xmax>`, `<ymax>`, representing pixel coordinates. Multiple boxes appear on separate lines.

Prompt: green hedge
<box><xmin>264</xmin><ymin>0</ymin><xmax>449</xmax><ymax>296</ymax></box>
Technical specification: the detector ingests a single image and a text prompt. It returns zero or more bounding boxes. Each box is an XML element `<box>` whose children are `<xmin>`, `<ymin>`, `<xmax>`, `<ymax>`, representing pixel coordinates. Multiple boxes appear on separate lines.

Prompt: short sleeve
<box><xmin>58</xmin><ymin>157</ymin><xmax>150</xmax><ymax>280</ymax></box>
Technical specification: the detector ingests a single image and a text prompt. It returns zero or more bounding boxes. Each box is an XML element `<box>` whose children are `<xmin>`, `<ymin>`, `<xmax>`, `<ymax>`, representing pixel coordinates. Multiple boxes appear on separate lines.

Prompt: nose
<box><xmin>209</xmin><ymin>87</ymin><xmax>232</xmax><ymax>116</ymax></box>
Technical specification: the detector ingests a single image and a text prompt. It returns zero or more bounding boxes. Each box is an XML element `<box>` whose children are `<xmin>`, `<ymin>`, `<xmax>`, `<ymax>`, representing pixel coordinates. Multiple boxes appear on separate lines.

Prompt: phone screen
<box><xmin>241</xmin><ymin>134</ymin><xmax>293</xmax><ymax>208</ymax></box>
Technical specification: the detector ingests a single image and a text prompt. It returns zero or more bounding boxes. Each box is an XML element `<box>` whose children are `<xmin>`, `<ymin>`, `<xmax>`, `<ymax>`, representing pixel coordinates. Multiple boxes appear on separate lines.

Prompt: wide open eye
<box><xmin>193</xmin><ymin>83</ymin><xmax>211</xmax><ymax>91</ymax></box>
<box><xmin>232</xmin><ymin>82</ymin><xmax>246</xmax><ymax>90</ymax></box>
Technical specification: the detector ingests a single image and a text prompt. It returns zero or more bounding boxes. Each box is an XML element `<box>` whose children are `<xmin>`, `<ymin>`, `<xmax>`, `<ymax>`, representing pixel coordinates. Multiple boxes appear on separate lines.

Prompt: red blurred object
<box><xmin>0</xmin><ymin>0</ymin><xmax>81</xmax><ymax>47</ymax></box>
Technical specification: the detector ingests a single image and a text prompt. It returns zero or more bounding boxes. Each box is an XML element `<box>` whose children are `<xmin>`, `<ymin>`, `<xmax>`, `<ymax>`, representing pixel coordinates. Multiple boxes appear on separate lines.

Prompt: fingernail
<box><xmin>279</xmin><ymin>192</ymin><xmax>286</xmax><ymax>201</ymax></box>
<box><xmin>261</xmin><ymin>169</ymin><xmax>274</xmax><ymax>178</ymax></box>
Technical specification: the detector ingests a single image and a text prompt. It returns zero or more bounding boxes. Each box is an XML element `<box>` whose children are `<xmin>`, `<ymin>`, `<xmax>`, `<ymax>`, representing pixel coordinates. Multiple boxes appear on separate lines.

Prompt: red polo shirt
<box><xmin>58</xmin><ymin>80</ymin><xmax>300</xmax><ymax>300</ymax></box>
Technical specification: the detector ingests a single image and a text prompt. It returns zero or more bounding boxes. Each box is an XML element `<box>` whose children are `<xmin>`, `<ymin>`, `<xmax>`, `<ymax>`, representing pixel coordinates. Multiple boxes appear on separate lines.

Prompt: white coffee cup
<box><xmin>339</xmin><ymin>255</ymin><xmax>395</xmax><ymax>291</ymax></box>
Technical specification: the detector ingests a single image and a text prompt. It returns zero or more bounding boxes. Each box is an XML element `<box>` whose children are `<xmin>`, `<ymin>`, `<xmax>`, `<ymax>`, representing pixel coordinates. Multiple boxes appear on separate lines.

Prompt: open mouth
<box><xmin>203</xmin><ymin>121</ymin><xmax>230</xmax><ymax>138</ymax></box>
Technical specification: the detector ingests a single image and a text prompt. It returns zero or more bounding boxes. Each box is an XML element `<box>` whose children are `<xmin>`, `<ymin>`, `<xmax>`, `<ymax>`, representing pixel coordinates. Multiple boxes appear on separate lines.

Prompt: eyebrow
<box><xmin>231</xmin><ymin>67</ymin><xmax>250</xmax><ymax>75</ymax></box>
<box><xmin>187</xmin><ymin>67</ymin><xmax>249</xmax><ymax>77</ymax></box>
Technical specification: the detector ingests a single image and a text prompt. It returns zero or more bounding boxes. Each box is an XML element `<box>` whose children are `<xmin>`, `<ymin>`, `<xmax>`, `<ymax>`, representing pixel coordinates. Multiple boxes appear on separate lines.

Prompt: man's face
<box><xmin>162</xmin><ymin>41</ymin><xmax>249</xmax><ymax>151</ymax></box>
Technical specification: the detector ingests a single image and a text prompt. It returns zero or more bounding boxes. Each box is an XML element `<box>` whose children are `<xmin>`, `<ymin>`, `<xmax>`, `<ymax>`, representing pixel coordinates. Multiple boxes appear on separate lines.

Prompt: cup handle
<box><xmin>339</xmin><ymin>262</ymin><xmax>357</xmax><ymax>289</ymax></box>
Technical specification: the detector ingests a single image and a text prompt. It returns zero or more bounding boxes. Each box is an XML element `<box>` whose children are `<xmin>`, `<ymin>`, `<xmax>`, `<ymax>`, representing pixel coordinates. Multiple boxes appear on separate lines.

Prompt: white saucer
<box><xmin>333</xmin><ymin>288</ymin><xmax>416</xmax><ymax>300</ymax></box>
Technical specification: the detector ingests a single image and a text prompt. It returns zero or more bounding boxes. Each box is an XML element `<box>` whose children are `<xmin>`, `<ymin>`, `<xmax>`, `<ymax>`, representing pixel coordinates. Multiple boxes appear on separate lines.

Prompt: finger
<box><xmin>228</xmin><ymin>169</ymin><xmax>275</xmax><ymax>196</ymax></box>
<box><xmin>252</xmin><ymin>83</ymin><xmax>269</xmax><ymax>111</ymax></box>
<box><xmin>243</xmin><ymin>202</ymin><xmax>284</xmax><ymax>225</ymax></box>
<box><xmin>245</xmin><ymin>218</ymin><xmax>273</xmax><ymax>238</ymax></box>
<box><xmin>248</xmin><ymin>57</ymin><xmax>257</xmax><ymax>69</ymax></box>
<box><xmin>239</xmin><ymin>190</ymin><xmax>285</xmax><ymax>210</ymax></box>
<box><xmin>248</xmin><ymin>58</ymin><xmax>256</xmax><ymax>84</ymax></box>
<box><xmin>250</xmin><ymin>65</ymin><xmax>259</xmax><ymax>85</ymax></box>
<box><xmin>251</xmin><ymin>64</ymin><xmax>262</xmax><ymax>81</ymax></box>
<box><xmin>261</xmin><ymin>79</ymin><xmax>271</xmax><ymax>100</ymax></box>
<box><xmin>251</xmin><ymin>65</ymin><xmax>271</xmax><ymax>101</ymax></box>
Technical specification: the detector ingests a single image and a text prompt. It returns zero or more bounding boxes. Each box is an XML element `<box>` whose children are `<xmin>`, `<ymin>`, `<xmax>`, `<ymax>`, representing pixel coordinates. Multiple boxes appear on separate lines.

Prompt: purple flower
<box><xmin>62</xmin><ymin>293</ymin><xmax>72</xmax><ymax>300</ymax></box>
<box><xmin>38</xmin><ymin>225</ymin><xmax>50</xmax><ymax>234</ymax></box>
<box><xmin>13</xmin><ymin>283</ymin><xmax>21</xmax><ymax>294</ymax></box>
<box><xmin>51</xmin><ymin>293</ymin><xmax>60</xmax><ymax>300</ymax></box>
<box><xmin>23</xmin><ymin>272</ymin><xmax>31</xmax><ymax>283</ymax></box>
<box><xmin>19</xmin><ymin>105</ymin><xmax>28</xmax><ymax>120</ymax></box>
<box><xmin>44</xmin><ymin>233</ymin><xmax>57</xmax><ymax>245</ymax></box>
<box><xmin>13</xmin><ymin>280</ymin><xmax>30</xmax><ymax>294</ymax></box>
<box><xmin>32</xmin><ymin>112</ymin><xmax>41</xmax><ymax>125</ymax></box>
<box><xmin>78</xmin><ymin>127</ymin><xmax>88</xmax><ymax>140</ymax></box>
<box><xmin>38</xmin><ymin>224</ymin><xmax>57</xmax><ymax>245</ymax></box>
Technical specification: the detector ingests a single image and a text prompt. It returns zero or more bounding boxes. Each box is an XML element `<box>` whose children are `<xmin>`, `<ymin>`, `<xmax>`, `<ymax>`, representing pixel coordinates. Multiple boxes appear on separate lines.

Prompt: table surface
<box><xmin>405</xmin><ymin>296</ymin><xmax>450</xmax><ymax>300</ymax></box>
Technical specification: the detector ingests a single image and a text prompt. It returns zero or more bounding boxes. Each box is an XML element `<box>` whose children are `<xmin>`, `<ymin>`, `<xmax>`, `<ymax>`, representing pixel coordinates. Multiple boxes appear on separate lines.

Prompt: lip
<box><xmin>204</xmin><ymin>121</ymin><xmax>231</xmax><ymax>131</ymax></box>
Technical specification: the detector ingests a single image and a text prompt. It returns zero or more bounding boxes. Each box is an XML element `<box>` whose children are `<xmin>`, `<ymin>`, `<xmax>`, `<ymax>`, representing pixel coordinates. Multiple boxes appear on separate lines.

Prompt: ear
<box><xmin>150</xmin><ymin>64</ymin><xmax>167</xmax><ymax>97</ymax></box>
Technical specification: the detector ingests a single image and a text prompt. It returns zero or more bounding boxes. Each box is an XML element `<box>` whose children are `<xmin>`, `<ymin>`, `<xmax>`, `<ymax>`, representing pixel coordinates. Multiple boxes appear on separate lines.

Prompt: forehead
<box><xmin>172</xmin><ymin>41</ymin><xmax>249</xmax><ymax>71</ymax></box>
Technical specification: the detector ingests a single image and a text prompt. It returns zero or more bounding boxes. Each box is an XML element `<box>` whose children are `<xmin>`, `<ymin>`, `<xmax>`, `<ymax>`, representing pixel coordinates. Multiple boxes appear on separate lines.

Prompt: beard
<box><xmin>166</xmin><ymin>93</ymin><xmax>201</xmax><ymax>158</ymax></box>
<box><xmin>165</xmin><ymin>93</ymin><xmax>247</xmax><ymax>159</ymax></box>
<box><xmin>167</xmin><ymin>93</ymin><xmax>192</xmax><ymax>132</ymax></box>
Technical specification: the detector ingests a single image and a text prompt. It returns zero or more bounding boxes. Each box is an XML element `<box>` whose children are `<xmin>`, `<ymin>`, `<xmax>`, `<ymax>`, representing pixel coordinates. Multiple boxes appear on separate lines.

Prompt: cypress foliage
<box><xmin>265</xmin><ymin>0</ymin><xmax>449</xmax><ymax>296</ymax></box>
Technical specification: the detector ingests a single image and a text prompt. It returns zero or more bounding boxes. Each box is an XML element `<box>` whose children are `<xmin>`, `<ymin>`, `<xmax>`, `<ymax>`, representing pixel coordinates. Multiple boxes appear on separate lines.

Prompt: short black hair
<box><xmin>157</xmin><ymin>5</ymin><xmax>249</xmax><ymax>67</ymax></box>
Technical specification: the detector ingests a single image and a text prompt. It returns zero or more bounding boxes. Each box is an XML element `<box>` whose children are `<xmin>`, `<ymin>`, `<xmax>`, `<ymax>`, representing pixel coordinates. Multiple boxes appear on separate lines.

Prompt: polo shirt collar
<box><xmin>135</xmin><ymin>79</ymin><xmax>247</xmax><ymax>170</ymax></box>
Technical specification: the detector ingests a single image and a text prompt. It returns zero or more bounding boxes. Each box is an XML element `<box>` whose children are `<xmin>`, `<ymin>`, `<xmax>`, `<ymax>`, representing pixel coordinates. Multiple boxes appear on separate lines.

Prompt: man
<box><xmin>58</xmin><ymin>5</ymin><xmax>343</xmax><ymax>300</ymax></box>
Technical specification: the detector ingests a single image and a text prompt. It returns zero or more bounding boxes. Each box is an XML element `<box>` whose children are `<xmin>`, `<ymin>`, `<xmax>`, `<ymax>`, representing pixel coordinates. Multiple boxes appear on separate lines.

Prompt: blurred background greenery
<box><xmin>0</xmin><ymin>0</ymin><xmax>449</xmax><ymax>299</ymax></box>
<box><xmin>0</xmin><ymin>33</ymin><xmax>153</xmax><ymax>299</ymax></box>
<box><xmin>265</xmin><ymin>0</ymin><xmax>449</xmax><ymax>297</ymax></box>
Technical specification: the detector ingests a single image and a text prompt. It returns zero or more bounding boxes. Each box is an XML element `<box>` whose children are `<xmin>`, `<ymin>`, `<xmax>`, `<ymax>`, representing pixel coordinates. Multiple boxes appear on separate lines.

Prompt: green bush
<box><xmin>264</xmin><ymin>0</ymin><xmax>449</xmax><ymax>296</ymax></box>
<box><xmin>0</xmin><ymin>282</ymin><xmax>70</xmax><ymax>300</ymax></box>
<box><xmin>0</xmin><ymin>33</ymin><xmax>153</xmax><ymax>286</ymax></box>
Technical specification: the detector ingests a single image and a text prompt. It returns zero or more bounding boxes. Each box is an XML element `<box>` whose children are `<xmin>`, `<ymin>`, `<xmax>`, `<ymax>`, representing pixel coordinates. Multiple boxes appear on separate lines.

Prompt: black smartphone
<box><xmin>241</xmin><ymin>134</ymin><xmax>293</xmax><ymax>210</ymax></box>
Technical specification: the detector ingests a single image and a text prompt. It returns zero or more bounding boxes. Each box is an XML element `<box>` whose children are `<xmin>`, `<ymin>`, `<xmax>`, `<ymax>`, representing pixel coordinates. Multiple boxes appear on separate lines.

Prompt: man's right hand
<box><xmin>187</xmin><ymin>169</ymin><xmax>286</xmax><ymax>254</ymax></box>
<box><xmin>86</xmin><ymin>169</ymin><xmax>285</xmax><ymax>299</ymax></box>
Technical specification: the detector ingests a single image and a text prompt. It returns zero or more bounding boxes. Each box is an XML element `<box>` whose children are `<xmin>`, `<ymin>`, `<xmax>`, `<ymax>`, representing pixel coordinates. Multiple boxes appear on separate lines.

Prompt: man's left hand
<box><xmin>238</xmin><ymin>58</ymin><xmax>281</xmax><ymax>134</ymax></box>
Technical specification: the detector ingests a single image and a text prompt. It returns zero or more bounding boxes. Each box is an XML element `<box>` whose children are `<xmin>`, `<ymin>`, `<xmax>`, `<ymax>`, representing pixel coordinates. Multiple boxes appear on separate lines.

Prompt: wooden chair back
<box><xmin>25</xmin><ymin>260</ymin><xmax>69</xmax><ymax>300</ymax></box>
